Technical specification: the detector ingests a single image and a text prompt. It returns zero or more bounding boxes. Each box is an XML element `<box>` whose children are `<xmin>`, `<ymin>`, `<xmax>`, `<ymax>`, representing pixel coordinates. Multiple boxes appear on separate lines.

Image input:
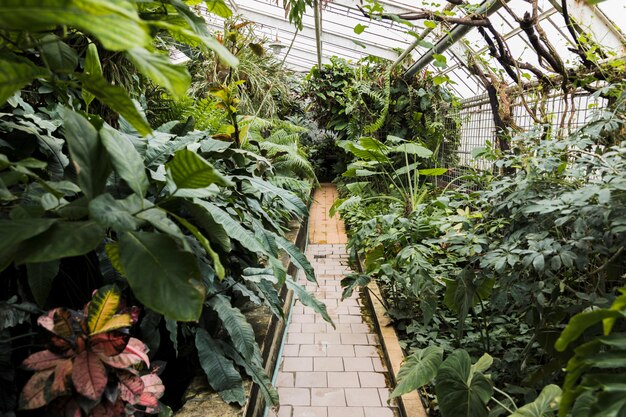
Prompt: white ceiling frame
<box><xmin>233</xmin><ymin>4</ymin><xmax>401</xmax><ymax>61</ymax></box>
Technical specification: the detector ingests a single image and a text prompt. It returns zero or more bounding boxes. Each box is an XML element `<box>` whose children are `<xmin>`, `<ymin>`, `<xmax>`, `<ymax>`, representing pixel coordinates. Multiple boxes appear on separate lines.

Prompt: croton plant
<box><xmin>19</xmin><ymin>286</ymin><xmax>164</xmax><ymax>416</ymax></box>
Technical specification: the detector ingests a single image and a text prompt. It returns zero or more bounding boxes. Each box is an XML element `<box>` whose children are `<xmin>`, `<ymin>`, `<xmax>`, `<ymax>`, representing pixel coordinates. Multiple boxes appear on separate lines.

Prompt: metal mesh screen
<box><xmin>440</xmin><ymin>87</ymin><xmax>607</xmax><ymax>185</ymax></box>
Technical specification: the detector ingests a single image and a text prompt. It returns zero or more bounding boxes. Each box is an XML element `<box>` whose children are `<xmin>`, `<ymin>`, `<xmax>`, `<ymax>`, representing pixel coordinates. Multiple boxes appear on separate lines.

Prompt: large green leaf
<box><xmin>0</xmin><ymin>53</ymin><xmax>48</xmax><ymax>104</ymax></box>
<box><xmin>435</xmin><ymin>350</ymin><xmax>493</xmax><ymax>417</ymax></box>
<box><xmin>390</xmin><ymin>346</ymin><xmax>443</xmax><ymax>398</ymax></box>
<box><xmin>444</xmin><ymin>268</ymin><xmax>494</xmax><ymax>337</ymax></box>
<box><xmin>171</xmin><ymin>213</ymin><xmax>225</xmax><ymax>280</ymax></box>
<box><xmin>274</xmin><ymin>233</ymin><xmax>316</xmax><ymax>283</ymax></box>
<box><xmin>38</xmin><ymin>34</ymin><xmax>78</xmax><ymax>72</ymax></box>
<box><xmin>392</xmin><ymin>143</ymin><xmax>433</xmax><ymax>158</ymax></box>
<box><xmin>151</xmin><ymin>19</ymin><xmax>237</xmax><ymax>68</ymax></box>
<box><xmin>78</xmin><ymin>74</ymin><xmax>152</xmax><ymax>137</ymax></box>
<box><xmin>0</xmin><ymin>0</ymin><xmax>150</xmax><ymax>51</ymax></box>
<box><xmin>286</xmin><ymin>278</ymin><xmax>334</xmax><ymax>327</ymax></box>
<box><xmin>238</xmin><ymin>176</ymin><xmax>307</xmax><ymax>218</ymax></box>
<box><xmin>15</xmin><ymin>221</ymin><xmax>104</xmax><ymax>264</ymax></box>
<box><xmin>166</xmin><ymin>149</ymin><xmax>232</xmax><ymax>189</ymax></box>
<box><xmin>203</xmin><ymin>0</ymin><xmax>232</xmax><ymax>18</ymax></box>
<box><xmin>192</xmin><ymin>200</ymin><xmax>267</xmax><ymax>255</ymax></box>
<box><xmin>88</xmin><ymin>193</ymin><xmax>139</xmax><ymax>232</ymax></box>
<box><xmin>184</xmin><ymin>201</ymin><xmax>231</xmax><ymax>252</ymax></box>
<box><xmin>118</xmin><ymin>231</ymin><xmax>204</xmax><ymax>322</ymax></box>
<box><xmin>126</xmin><ymin>47</ymin><xmax>190</xmax><ymax>98</ymax></box>
<box><xmin>220</xmin><ymin>340</ymin><xmax>279</xmax><ymax>407</ymax></box>
<box><xmin>207</xmin><ymin>295</ymin><xmax>258</xmax><ymax>361</ymax></box>
<box><xmin>555</xmin><ymin>309</ymin><xmax>625</xmax><ymax>352</ymax></box>
<box><xmin>509</xmin><ymin>384</ymin><xmax>561</xmax><ymax>417</ymax></box>
<box><xmin>82</xmin><ymin>43</ymin><xmax>102</xmax><ymax>107</ymax></box>
<box><xmin>195</xmin><ymin>328</ymin><xmax>245</xmax><ymax>405</ymax></box>
<box><xmin>26</xmin><ymin>260</ymin><xmax>59</xmax><ymax>307</ymax></box>
<box><xmin>62</xmin><ymin>109</ymin><xmax>111</xmax><ymax>199</ymax></box>
<box><xmin>100</xmin><ymin>125</ymin><xmax>149</xmax><ymax>197</ymax></box>
<box><xmin>0</xmin><ymin>219</ymin><xmax>57</xmax><ymax>270</ymax></box>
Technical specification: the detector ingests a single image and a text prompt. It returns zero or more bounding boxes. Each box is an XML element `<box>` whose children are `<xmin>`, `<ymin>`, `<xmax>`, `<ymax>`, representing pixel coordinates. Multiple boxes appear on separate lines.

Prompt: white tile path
<box><xmin>270</xmin><ymin>184</ymin><xmax>399</xmax><ymax>417</ymax></box>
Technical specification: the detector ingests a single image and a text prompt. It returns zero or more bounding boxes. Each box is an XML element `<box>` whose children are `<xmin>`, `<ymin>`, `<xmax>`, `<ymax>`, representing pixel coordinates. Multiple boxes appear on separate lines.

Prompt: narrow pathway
<box><xmin>272</xmin><ymin>184</ymin><xmax>398</xmax><ymax>417</ymax></box>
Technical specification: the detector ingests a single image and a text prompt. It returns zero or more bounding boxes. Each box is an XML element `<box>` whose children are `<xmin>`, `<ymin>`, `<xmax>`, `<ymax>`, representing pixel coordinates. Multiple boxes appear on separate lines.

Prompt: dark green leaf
<box><xmin>286</xmin><ymin>278</ymin><xmax>334</xmax><ymax>327</ymax></box>
<box><xmin>126</xmin><ymin>47</ymin><xmax>190</xmax><ymax>98</ymax></box>
<box><xmin>166</xmin><ymin>149</ymin><xmax>232</xmax><ymax>189</ymax></box>
<box><xmin>78</xmin><ymin>74</ymin><xmax>152</xmax><ymax>136</ymax></box>
<box><xmin>207</xmin><ymin>294</ymin><xmax>258</xmax><ymax>361</ymax></box>
<box><xmin>0</xmin><ymin>53</ymin><xmax>48</xmax><ymax>105</ymax></box>
<box><xmin>100</xmin><ymin>125</ymin><xmax>149</xmax><ymax>196</ymax></box>
<box><xmin>391</xmin><ymin>346</ymin><xmax>443</xmax><ymax>398</ymax></box>
<box><xmin>15</xmin><ymin>221</ymin><xmax>104</xmax><ymax>264</ymax></box>
<box><xmin>88</xmin><ymin>193</ymin><xmax>139</xmax><ymax>232</ymax></box>
<box><xmin>39</xmin><ymin>34</ymin><xmax>78</xmax><ymax>72</ymax></box>
<box><xmin>0</xmin><ymin>0</ymin><xmax>150</xmax><ymax>51</ymax></box>
<box><xmin>26</xmin><ymin>260</ymin><xmax>59</xmax><ymax>307</ymax></box>
<box><xmin>195</xmin><ymin>328</ymin><xmax>245</xmax><ymax>405</ymax></box>
<box><xmin>62</xmin><ymin>108</ymin><xmax>111</xmax><ymax>199</ymax></box>
<box><xmin>119</xmin><ymin>231</ymin><xmax>204</xmax><ymax>322</ymax></box>
<box><xmin>435</xmin><ymin>350</ymin><xmax>493</xmax><ymax>417</ymax></box>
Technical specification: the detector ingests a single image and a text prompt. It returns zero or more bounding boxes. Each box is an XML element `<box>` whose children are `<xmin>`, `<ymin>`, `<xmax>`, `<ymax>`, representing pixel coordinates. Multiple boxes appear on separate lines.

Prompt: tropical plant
<box><xmin>19</xmin><ymin>285</ymin><xmax>164</xmax><ymax>416</ymax></box>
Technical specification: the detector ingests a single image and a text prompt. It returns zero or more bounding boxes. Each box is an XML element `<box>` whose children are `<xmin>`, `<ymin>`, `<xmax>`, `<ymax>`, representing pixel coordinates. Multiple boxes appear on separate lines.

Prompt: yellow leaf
<box><xmin>92</xmin><ymin>314</ymin><xmax>131</xmax><ymax>335</ymax></box>
<box><xmin>88</xmin><ymin>285</ymin><xmax>121</xmax><ymax>335</ymax></box>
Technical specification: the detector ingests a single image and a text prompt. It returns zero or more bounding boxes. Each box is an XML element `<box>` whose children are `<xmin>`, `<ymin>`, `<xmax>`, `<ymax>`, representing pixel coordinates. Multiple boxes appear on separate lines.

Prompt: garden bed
<box><xmin>175</xmin><ymin>219</ymin><xmax>307</xmax><ymax>417</ymax></box>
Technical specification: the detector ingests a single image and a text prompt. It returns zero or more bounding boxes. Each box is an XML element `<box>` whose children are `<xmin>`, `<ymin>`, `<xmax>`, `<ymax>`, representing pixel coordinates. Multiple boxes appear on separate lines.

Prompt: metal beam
<box><xmin>404</xmin><ymin>0</ymin><xmax>511</xmax><ymax>79</ymax></box>
<box><xmin>548</xmin><ymin>0</ymin><xmax>626</xmax><ymax>53</ymax></box>
<box><xmin>235</xmin><ymin>4</ymin><xmax>400</xmax><ymax>61</ymax></box>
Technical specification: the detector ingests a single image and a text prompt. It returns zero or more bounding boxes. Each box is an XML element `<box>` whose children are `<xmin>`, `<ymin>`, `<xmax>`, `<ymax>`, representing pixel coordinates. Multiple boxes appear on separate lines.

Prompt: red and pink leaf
<box><xmin>122</xmin><ymin>337</ymin><xmax>150</xmax><ymax>367</ymax></box>
<box><xmin>18</xmin><ymin>369</ymin><xmax>55</xmax><ymax>410</ymax></box>
<box><xmin>117</xmin><ymin>372</ymin><xmax>144</xmax><ymax>404</ymax></box>
<box><xmin>22</xmin><ymin>350</ymin><xmax>64</xmax><ymax>371</ymax></box>
<box><xmin>90</xmin><ymin>331</ymin><xmax>129</xmax><ymax>356</ymax></box>
<box><xmin>51</xmin><ymin>359</ymin><xmax>73</xmax><ymax>396</ymax></box>
<box><xmin>71</xmin><ymin>351</ymin><xmax>108</xmax><ymax>400</ymax></box>
<box><xmin>89</xmin><ymin>399</ymin><xmax>124</xmax><ymax>417</ymax></box>
<box><xmin>137</xmin><ymin>374</ymin><xmax>164</xmax><ymax>408</ymax></box>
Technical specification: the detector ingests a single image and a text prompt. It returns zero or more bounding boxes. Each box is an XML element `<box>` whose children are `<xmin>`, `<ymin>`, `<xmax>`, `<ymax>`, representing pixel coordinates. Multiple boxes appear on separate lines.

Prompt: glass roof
<box><xmin>192</xmin><ymin>0</ymin><xmax>626</xmax><ymax>99</ymax></box>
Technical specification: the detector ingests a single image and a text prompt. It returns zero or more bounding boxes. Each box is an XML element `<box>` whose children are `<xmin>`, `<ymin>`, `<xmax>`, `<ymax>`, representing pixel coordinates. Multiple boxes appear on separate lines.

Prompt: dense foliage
<box><xmin>0</xmin><ymin>2</ymin><xmax>326</xmax><ymax>416</ymax></box>
<box><xmin>337</xmin><ymin>83</ymin><xmax>626</xmax><ymax>416</ymax></box>
<box><xmin>302</xmin><ymin>56</ymin><xmax>461</xmax><ymax>178</ymax></box>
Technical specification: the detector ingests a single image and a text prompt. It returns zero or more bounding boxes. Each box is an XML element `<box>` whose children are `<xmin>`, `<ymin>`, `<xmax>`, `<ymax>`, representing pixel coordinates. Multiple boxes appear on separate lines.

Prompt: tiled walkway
<box><xmin>272</xmin><ymin>184</ymin><xmax>398</xmax><ymax>417</ymax></box>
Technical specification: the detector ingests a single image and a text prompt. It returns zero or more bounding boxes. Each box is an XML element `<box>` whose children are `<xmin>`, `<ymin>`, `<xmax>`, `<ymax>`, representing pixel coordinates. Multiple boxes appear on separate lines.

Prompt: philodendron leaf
<box><xmin>509</xmin><ymin>384</ymin><xmax>561</xmax><ymax>417</ymax></box>
<box><xmin>166</xmin><ymin>149</ymin><xmax>233</xmax><ymax>189</ymax></box>
<box><xmin>390</xmin><ymin>346</ymin><xmax>443</xmax><ymax>398</ymax></box>
<box><xmin>435</xmin><ymin>350</ymin><xmax>493</xmax><ymax>417</ymax></box>
<box><xmin>118</xmin><ymin>231</ymin><xmax>205</xmax><ymax>322</ymax></box>
<box><xmin>126</xmin><ymin>47</ymin><xmax>190</xmax><ymax>98</ymax></box>
<box><xmin>100</xmin><ymin>125</ymin><xmax>149</xmax><ymax>197</ymax></box>
<box><xmin>62</xmin><ymin>109</ymin><xmax>111</xmax><ymax>199</ymax></box>
<box><xmin>236</xmin><ymin>176</ymin><xmax>307</xmax><ymax>218</ymax></box>
<box><xmin>195</xmin><ymin>328</ymin><xmax>245</xmax><ymax>405</ymax></box>
<box><xmin>0</xmin><ymin>0</ymin><xmax>150</xmax><ymax>51</ymax></box>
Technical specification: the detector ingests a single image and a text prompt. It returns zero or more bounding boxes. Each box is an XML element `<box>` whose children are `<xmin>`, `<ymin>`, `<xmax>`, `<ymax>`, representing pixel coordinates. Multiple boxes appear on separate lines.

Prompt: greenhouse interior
<box><xmin>1</xmin><ymin>0</ymin><xmax>625</xmax><ymax>416</ymax></box>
